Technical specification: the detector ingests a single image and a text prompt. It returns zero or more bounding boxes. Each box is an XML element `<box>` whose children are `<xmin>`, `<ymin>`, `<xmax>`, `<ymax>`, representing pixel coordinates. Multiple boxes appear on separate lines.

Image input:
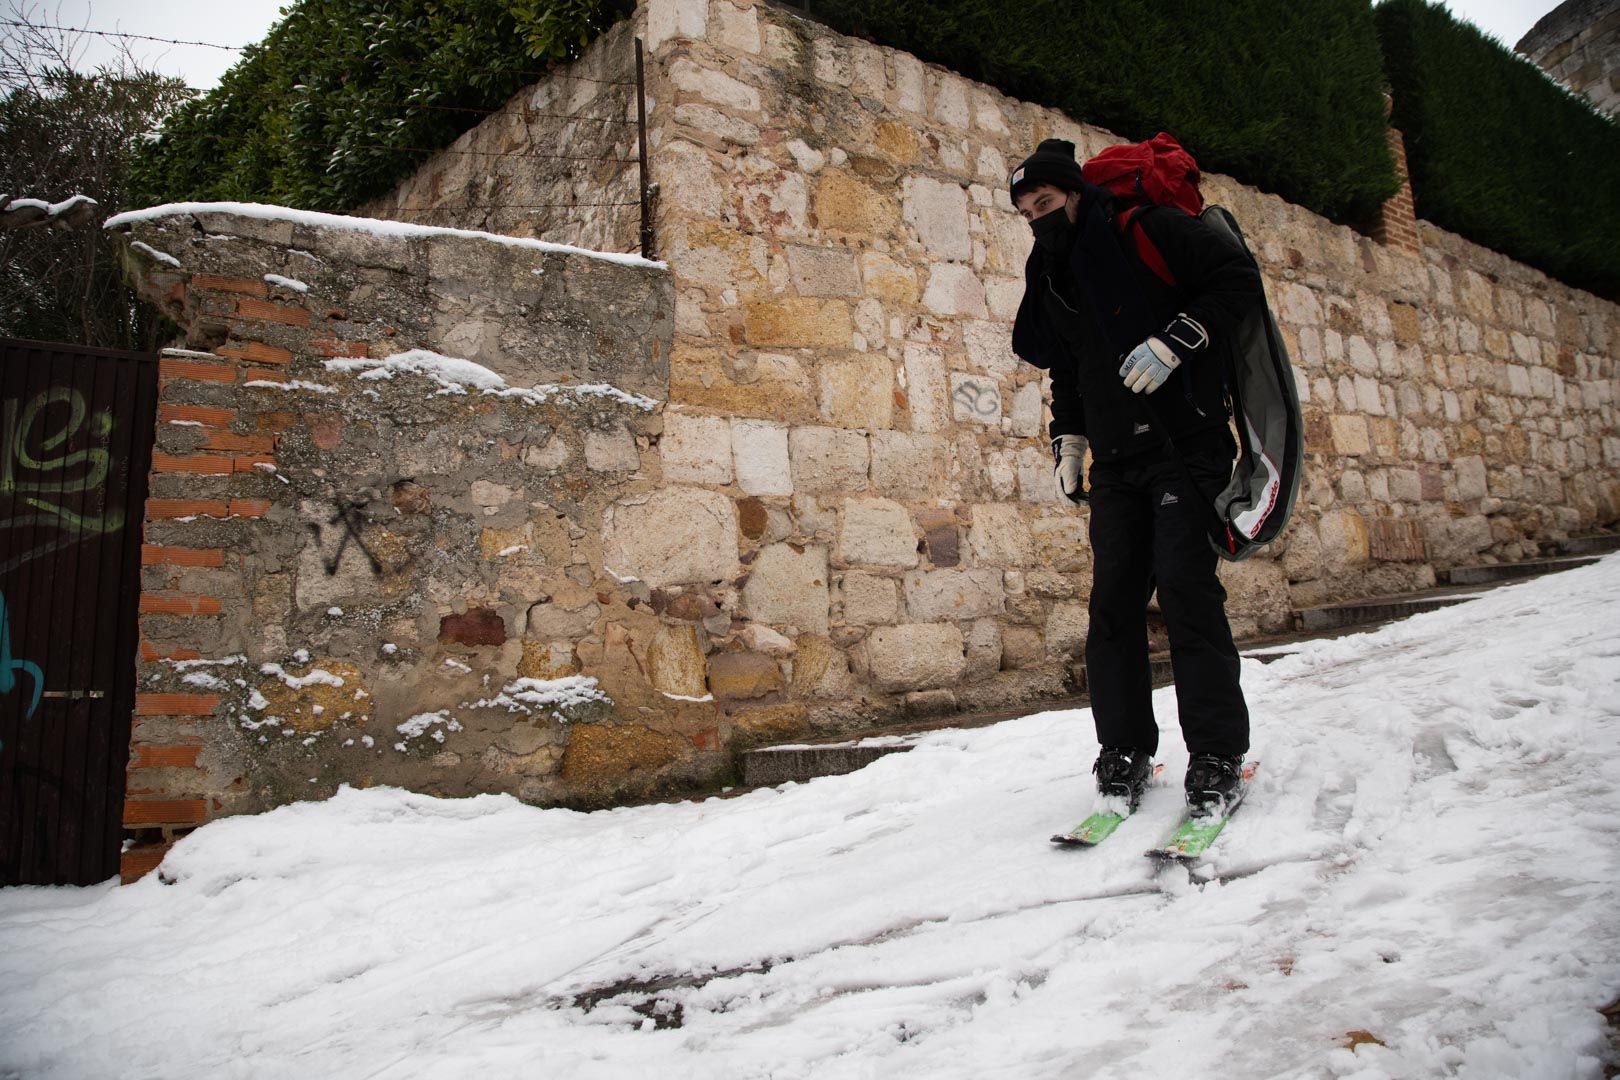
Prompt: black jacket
<box><xmin>1011</xmin><ymin>184</ymin><xmax>1263</xmax><ymax>461</ymax></box>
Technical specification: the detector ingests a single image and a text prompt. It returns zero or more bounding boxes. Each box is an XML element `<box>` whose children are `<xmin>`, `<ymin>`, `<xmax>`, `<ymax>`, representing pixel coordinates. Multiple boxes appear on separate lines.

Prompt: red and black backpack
<box><xmin>1082</xmin><ymin>133</ymin><xmax>1305</xmax><ymax>561</ymax></box>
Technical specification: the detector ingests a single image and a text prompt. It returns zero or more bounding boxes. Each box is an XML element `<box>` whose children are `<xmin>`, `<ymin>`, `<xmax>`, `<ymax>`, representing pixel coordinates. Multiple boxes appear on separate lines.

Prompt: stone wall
<box><xmin>1518</xmin><ymin>0</ymin><xmax>1620</xmax><ymax>118</ymax></box>
<box><xmin>112</xmin><ymin>206</ymin><xmax>688</xmax><ymax>880</ymax></box>
<box><xmin>114</xmin><ymin>0</ymin><xmax>1620</xmax><ymax>877</ymax></box>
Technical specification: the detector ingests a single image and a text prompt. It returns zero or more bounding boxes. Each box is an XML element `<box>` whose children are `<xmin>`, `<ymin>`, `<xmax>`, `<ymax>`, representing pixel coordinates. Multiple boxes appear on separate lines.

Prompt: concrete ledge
<box><xmin>741</xmin><ymin>743</ymin><xmax>913</xmax><ymax>787</ymax></box>
<box><xmin>1442</xmin><ymin>554</ymin><xmax>1600</xmax><ymax>586</ymax></box>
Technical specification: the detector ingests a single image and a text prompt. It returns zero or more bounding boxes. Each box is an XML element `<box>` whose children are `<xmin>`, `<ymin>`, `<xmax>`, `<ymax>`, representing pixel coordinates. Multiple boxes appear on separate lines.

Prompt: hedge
<box><xmin>132</xmin><ymin>0</ymin><xmax>634</xmax><ymax>213</ymax></box>
<box><xmin>1377</xmin><ymin>0</ymin><xmax>1620</xmax><ymax>298</ymax></box>
<box><xmin>802</xmin><ymin>0</ymin><xmax>1401</xmax><ymax>227</ymax></box>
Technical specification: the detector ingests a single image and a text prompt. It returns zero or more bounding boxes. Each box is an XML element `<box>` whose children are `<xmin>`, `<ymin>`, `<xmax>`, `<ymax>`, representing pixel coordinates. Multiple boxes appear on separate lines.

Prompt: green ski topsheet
<box><xmin>1051</xmin><ymin>811</ymin><xmax>1128</xmax><ymax>847</ymax></box>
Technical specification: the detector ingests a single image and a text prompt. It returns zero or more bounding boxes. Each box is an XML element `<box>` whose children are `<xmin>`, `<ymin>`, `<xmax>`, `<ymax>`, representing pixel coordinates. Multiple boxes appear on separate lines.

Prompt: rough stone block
<box><xmin>860</xmin><ymin>252</ymin><xmax>919</xmax><ymax>303</ymax></box>
<box><xmin>662</xmin><ymin>411</ymin><xmax>734</xmax><ymax>484</ymax></box>
<box><xmin>869</xmin><ymin>430</ymin><xmax>942</xmax><ymax>498</ymax></box>
<box><xmin>790</xmin><ymin>426</ymin><xmax>870</xmax><ymax>494</ymax></box>
<box><xmin>1001</xmin><ymin>625</ymin><xmax>1045</xmax><ymax>670</ymax></box>
<box><xmin>1331</xmin><ymin>414</ymin><xmax>1371</xmax><ymax>456</ymax></box>
<box><xmin>820</xmin><ymin>357</ymin><xmax>895</xmax><ymax>430</ymax></box>
<box><xmin>902</xmin><ymin>568</ymin><xmax>1004</xmax><ymax>621</ymax></box>
<box><xmin>905</xmin><ymin>176</ymin><xmax>971</xmax><ymax>261</ymax></box>
<box><xmin>840</xmin><ymin>571</ymin><xmax>899</xmax><ymax>625</ymax></box>
<box><xmin>786</xmin><ymin>245</ymin><xmax>861</xmax><ymax>298</ymax></box>
<box><xmin>731</xmin><ymin>419</ymin><xmax>792</xmax><ymax>496</ymax></box>
<box><xmin>866</xmin><ymin>623</ymin><xmax>965</xmax><ymax>692</ymax></box>
<box><xmin>902</xmin><ymin>346</ymin><xmax>951</xmax><ymax>433</ymax></box>
<box><xmin>968</xmin><ymin>504</ymin><xmax>1036</xmax><ymax>566</ymax></box>
<box><xmin>922</xmin><ymin>264</ymin><xmax>988</xmax><ymax>318</ymax></box>
<box><xmin>602</xmin><ymin>488</ymin><xmax>740</xmax><ymax>588</ymax></box>
<box><xmin>815</xmin><ymin>171</ymin><xmax>901</xmax><ymax>240</ymax></box>
<box><xmin>742</xmin><ymin>543</ymin><xmax>830</xmax><ymax>634</ymax></box>
<box><xmin>1045</xmin><ymin>601</ymin><xmax>1088</xmax><ymax>659</ymax></box>
<box><xmin>745</xmin><ymin>297</ymin><xmax>852</xmax><ymax>349</ymax></box>
<box><xmin>648</xmin><ymin>624</ymin><xmax>707</xmax><ymax>698</ymax></box>
<box><xmin>838</xmin><ymin>497</ymin><xmax>919</xmax><ymax>568</ymax></box>
<box><xmin>1454</xmin><ymin>455</ymin><xmax>1488</xmax><ymax>501</ymax></box>
<box><xmin>707</xmin><ymin>651</ymin><xmax>784</xmax><ymax>701</ymax></box>
<box><xmin>586</xmin><ymin>420</ymin><xmax>641</xmax><ymax>472</ymax></box>
<box><xmin>964</xmin><ymin>618</ymin><xmax>1003</xmax><ymax>681</ymax></box>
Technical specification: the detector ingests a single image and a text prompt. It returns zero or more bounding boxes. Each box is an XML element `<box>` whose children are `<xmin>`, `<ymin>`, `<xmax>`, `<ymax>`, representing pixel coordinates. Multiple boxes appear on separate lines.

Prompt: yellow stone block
<box><xmin>561</xmin><ymin>723</ymin><xmax>689</xmax><ymax>784</ymax></box>
<box><xmin>670</xmin><ymin>346</ymin><xmax>818</xmax><ymax>422</ymax></box>
<box><xmin>874</xmin><ymin>120</ymin><xmax>919</xmax><ymax>162</ymax></box>
<box><xmin>744</xmin><ymin>297</ymin><xmax>853</xmax><ymax>349</ymax></box>
<box><xmin>860</xmin><ymin>252</ymin><xmax>919</xmax><ymax>303</ymax></box>
<box><xmin>815</xmin><ymin>171</ymin><xmax>900</xmax><ymax>239</ymax></box>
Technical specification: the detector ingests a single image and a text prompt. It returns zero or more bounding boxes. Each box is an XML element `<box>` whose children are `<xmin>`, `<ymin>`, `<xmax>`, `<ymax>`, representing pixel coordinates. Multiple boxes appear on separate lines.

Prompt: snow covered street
<box><xmin>4</xmin><ymin>557</ymin><xmax>1620</xmax><ymax>1079</ymax></box>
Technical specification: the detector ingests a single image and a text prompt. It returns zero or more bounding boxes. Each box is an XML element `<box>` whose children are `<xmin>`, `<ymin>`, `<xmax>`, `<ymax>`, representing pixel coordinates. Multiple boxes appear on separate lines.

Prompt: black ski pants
<box><xmin>1084</xmin><ymin>443</ymin><xmax>1249</xmax><ymax>759</ymax></box>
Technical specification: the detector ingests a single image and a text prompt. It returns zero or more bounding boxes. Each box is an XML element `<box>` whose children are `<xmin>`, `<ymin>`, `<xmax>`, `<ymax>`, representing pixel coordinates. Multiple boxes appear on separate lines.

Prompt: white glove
<box><xmin>1051</xmin><ymin>434</ymin><xmax>1088</xmax><ymax>504</ymax></box>
<box><xmin>1118</xmin><ymin>336</ymin><xmax>1180</xmax><ymax>394</ymax></box>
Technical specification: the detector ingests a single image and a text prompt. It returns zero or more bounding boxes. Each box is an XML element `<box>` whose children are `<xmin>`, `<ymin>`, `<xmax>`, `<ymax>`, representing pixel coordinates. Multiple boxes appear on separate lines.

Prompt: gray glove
<box><xmin>1118</xmin><ymin>336</ymin><xmax>1180</xmax><ymax>394</ymax></box>
<box><xmin>1051</xmin><ymin>434</ymin><xmax>1088</xmax><ymax>504</ymax></box>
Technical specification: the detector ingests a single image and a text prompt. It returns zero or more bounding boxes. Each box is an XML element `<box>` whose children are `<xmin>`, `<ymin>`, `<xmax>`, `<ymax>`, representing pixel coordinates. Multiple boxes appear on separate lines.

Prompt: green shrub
<box><xmin>803</xmin><ymin>0</ymin><xmax>1400</xmax><ymax>227</ymax></box>
<box><xmin>132</xmin><ymin>0</ymin><xmax>634</xmax><ymax>213</ymax></box>
<box><xmin>1378</xmin><ymin>0</ymin><xmax>1620</xmax><ymax>298</ymax></box>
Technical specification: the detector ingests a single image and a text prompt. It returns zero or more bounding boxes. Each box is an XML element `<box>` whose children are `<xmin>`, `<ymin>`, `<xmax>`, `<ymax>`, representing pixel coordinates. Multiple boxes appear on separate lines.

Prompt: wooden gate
<box><xmin>0</xmin><ymin>338</ymin><xmax>157</xmax><ymax>886</ymax></box>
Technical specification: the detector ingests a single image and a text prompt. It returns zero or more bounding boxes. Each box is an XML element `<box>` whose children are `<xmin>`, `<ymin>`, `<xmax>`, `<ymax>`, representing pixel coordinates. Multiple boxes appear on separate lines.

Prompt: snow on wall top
<box><xmin>105</xmin><ymin>201</ymin><xmax>666</xmax><ymax>271</ymax></box>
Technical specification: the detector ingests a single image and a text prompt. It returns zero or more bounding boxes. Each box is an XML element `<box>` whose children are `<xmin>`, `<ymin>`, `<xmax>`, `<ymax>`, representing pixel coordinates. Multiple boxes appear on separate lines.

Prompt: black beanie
<box><xmin>1010</xmin><ymin>138</ymin><xmax>1084</xmax><ymax>202</ymax></box>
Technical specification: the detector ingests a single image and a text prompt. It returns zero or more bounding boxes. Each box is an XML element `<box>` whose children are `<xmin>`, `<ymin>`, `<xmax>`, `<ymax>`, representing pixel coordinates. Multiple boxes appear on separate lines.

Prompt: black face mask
<box><xmin>1029</xmin><ymin>206</ymin><xmax>1074</xmax><ymax>254</ymax></box>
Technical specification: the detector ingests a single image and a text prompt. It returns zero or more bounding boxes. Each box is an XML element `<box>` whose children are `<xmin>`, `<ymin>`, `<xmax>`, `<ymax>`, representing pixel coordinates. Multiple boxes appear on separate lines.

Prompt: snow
<box><xmin>325</xmin><ymin>349</ymin><xmax>660</xmax><ymax>410</ymax></box>
<box><xmin>465</xmin><ymin>676</ymin><xmax>610</xmax><ymax>718</ymax></box>
<box><xmin>105</xmin><ymin>202</ymin><xmax>665</xmax><ymax>270</ymax></box>
<box><xmin>128</xmin><ymin>240</ymin><xmax>182</xmax><ymax>268</ymax></box>
<box><xmin>259</xmin><ymin>663</ymin><xmax>345</xmax><ymax>691</ymax></box>
<box><xmin>263</xmin><ymin>273</ymin><xmax>310</xmax><ymax>293</ymax></box>
<box><xmin>3</xmin><ymin>558</ymin><xmax>1619</xmax><ymax>1079</ymax></box>
<box><xmin>327</xmin><ymin>349</ymin><xmax>505</xmax><ymax>394</ymax></box>
<box><xmin>242</xmin><ymin>378</ymin><xmax>338</xmax><ymax>394</ymax></box>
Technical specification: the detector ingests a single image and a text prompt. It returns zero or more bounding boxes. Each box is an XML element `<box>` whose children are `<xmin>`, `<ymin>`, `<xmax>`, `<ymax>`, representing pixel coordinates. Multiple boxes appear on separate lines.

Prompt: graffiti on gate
<box><xmin>0</xmin><ymin>590</ymin><xmax>44</xmax><ymax>749</ymax></box>
<box><xmin>0</xmin><ymin>387</ymin><xmax>127</xmax><ymax>576</ymax></box>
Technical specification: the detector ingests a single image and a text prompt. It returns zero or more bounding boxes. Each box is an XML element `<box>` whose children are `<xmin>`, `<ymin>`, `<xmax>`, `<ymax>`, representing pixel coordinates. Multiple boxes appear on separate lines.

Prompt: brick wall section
<box><xmin>123</xmin><ymin>332</ymin><xmax>277</xmax><ymax>881</ymax></box>
<box><xmin>1374</xmin><ymin>124</ymin><xmax>1422</xmax><ymax>257</ymax></box>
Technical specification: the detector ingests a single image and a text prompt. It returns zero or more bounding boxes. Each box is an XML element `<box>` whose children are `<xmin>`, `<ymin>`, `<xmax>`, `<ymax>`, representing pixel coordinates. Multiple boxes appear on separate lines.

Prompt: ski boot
<box><xmin>1093</xmin><ymin>747</ymin><xmax>1154</xmax><ymax>810</ymax></box>
<box><xmin>1184</xmin><ymin>753</ymin><xmax>1245</xmax><ymax>818</ymax></box>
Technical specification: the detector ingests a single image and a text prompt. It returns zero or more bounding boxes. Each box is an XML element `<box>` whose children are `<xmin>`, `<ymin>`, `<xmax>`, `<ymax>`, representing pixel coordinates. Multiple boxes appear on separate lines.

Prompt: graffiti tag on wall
<box><xmin>0</xmin><ymin>387</ymin><xmax>126</xmax><ymax>575</ymax></box>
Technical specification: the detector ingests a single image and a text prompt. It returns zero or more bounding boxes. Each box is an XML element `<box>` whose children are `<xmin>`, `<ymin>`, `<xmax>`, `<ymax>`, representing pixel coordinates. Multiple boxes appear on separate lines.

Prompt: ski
<box><xmin>1051</xmin><ymin>809</ymin><xmax>1130</xmax><ymax>847</ymax></box>
<box><xmin>1051</xmin><ymin>764</ymin><xmax>1164</xmax><ymax>847</ymax></box>
<box><xmin>1145</xmin><ymin>761</ymin><xmax>1259</xmax><ymax>862</ymax></box>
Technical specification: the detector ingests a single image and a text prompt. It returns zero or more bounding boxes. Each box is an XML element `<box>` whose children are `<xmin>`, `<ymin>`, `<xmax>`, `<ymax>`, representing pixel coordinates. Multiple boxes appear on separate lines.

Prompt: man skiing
<box><xmin>1009</xmin><ymin>138</ymin><xmax>1261</xmax><ymax>818</ymax></box>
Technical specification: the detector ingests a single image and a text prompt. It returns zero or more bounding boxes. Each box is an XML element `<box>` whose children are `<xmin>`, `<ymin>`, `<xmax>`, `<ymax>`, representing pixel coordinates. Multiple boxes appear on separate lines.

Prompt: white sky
<box><xmin>11</xmin><ymin>0</ymin><xmax>1567</xmax><ymax>92</ymax></box>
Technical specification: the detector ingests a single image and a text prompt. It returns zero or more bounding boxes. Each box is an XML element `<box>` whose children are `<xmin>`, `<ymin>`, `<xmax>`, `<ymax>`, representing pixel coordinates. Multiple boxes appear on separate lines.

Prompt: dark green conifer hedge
<box><xmin>803</xmin><ymin>0</ymin><xmax>1401</xmax><ymax>227</ymax></box>
<box><xmin>1377</xmin><ymin>0</ymin><xmax>1620</xmax><ymax>297</ymax></box>
<box><xmin>132</xmin><ymin>0</ymin><xmax>633</xmax><ymax>212</ymax></box>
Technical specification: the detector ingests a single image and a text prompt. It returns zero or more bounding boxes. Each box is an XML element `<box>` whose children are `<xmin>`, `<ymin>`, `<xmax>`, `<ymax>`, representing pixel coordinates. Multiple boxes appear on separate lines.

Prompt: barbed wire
<box><xmin>0</xmin><ymin>18</ymin><xmax>638</xmax><ymax>86</ymax></box>
<box><xmin>0</xmin><ymin>19</ymin><xmax>246</xmax><ymax>50</ymax></box>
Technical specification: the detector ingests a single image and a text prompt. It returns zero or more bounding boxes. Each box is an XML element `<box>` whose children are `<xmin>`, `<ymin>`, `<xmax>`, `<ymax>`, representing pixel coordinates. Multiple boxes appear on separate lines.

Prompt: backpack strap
<box><xmin>1118</xmin><ymin>205</ymin><xmax>1177</xmax><ymax>289</ymax></box>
